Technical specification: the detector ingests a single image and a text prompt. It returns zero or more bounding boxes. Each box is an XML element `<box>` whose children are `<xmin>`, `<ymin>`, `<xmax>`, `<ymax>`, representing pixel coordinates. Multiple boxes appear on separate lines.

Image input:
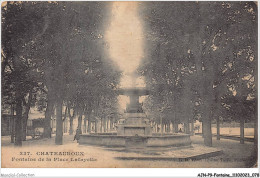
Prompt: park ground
<box><xmin>1</xmin><ymin>132</ymin><xmax>257</xmax><ymax>168</ymax></box>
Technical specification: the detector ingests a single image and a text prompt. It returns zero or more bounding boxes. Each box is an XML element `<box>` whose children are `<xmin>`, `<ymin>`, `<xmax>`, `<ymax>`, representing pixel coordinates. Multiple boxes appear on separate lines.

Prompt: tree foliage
<box><xmin>2</xmin><ymin>2</ymin><xmax>120</xmax><ymax>145</ymax></box>
<box><xmin>139</xmin><ymin>2</ymin><xmax>257</xmax><ymax>145</ymax></box>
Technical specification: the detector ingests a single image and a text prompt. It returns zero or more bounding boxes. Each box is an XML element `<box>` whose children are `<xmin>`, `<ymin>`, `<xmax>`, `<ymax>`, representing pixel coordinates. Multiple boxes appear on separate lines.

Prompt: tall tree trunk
<box><xmin>95</xmin><ymin>120</ymin><xmax>98</xmax><ymax>133</ymax></box>
<box><xmin>106</xmin><ymin>119</ymin><xmax>109</xmax><ymax>132</ymax></box>
<box><xmin>254</xmin><ymin>112</ymin><xmax>258</xmax><ymax>145</ymax></box>
<box><xmin>160</xmin><ymin>117</ymin><xmax>163</xmax><ymax>135</ymax></box>
<box><xmin>216</xmin><ymin>116</ymin><xmax>220</xmax><ymax>140</ymax></box>
<box><xmin>87</xmin><ymin>118</ymin><xmax>91</xmax><ymax>133</ymax></box>
<box><xmin>240</xmin><ymin>118</ymin><xmax>245</xmax><ymax>144</ymax></box>
<box><xmin>110</xmin><ymin>119</ymin><xmax>113</xmax><ymax>131</ymax></box>
<box><xmin>63</xmin><ymin>120</ymin><xmax>65</xmax><ymax>133</ymax></box>
<box><xmin>203</xmin><ymin>116</ymin><xmax>212</xmax><ymax>147</ymax></box>
<box><xmin>191</xmin><ymin>119</ymin><xmax>194</xmax><ymax>136</ymax></box>
<box><xmin>63</xmin><ymin>106</ymin><xmax>68</xmax><ymax>133</ymax></box>
<box><xmin>202</xmin><ymin>120</ymin><xmax>205</xmax><ymax>137</ymax></box>
<box><xmin>103</xmin><ymin>118</ymin><xmax>105</xmax><ymax>133</ymax></box>
<box><xmin>173</xmin><ymin>95</ymin><xmax>178</xmax><ymax>133</ymax></box>
<box><xmin>83</xmin><ymin>118</ymin><xmax>87</xmax><ymax>133</ymax></box>
<box><xmin>173</xmin><ymin>120</ymin><xmax>178</xmax><ymax>133</ymax></box>
<box><xmin>69</xmin><ymin>108</ymin><xmax>75</xmax><ymax>135</ymax></box>
<box><xmin>55</xmin><ymin>99</ymin><xmax>63</xmax><ymax>145</ymax></box>
<box><xmin>43</xmin><ymin>92</ymin><xmax>54</xmax><ymax>138</ymax></box>
<box><xmin>163</xmin><ymin>124</ymin><xmax>165</xmax><ymax>133</ymax></box>
<box><xmin>202</xmin><ymin>101</ymin><xmax>212</xmax><ymax>146</ymax></box>
<box><xmin>184</xmin><ymin>120</ymin><xmax>190</xmax><ymax>134</ymax></box>
<box><xmin>253</xmin><ymin>108</ymin><xmax>258</xmax><ymax>166</ymax></box>
<box><xmin>22</xmin><ymin>113</ymin><xmax>29</xmax><ymax>141</ymax></box>
<box><xmin>77</xmin><ymin>109</ymin><xmax>83</xmax><ymax>134</ymax></box>
<box><xmin>15</xmin><ymin>96</ymin><xmax>23</xmax><ymax>146</ymax></box>
<box><xmin>10</xmin><ymin>104</ymin><xmax>15</xmax><ymax>143</ymax></box>
<box><xmin>22</xmin><ymin>89</ymin><xmax>33</xmax><ymax>141</ymax></box>
<box><xmin>103</xmin><ymin>118</ymin><xmax>107</xmax><ymax>132</ymax></box>
<box><xmin>69</xmin><ymin>116</ymin><xmax>74</xmax><ymax>135</ymax></box>
<box><xmin>100</xmin><ymin>118</ymin><xmax>103</xmax><ymax>132</ymax></box>
<box><xmin>175</xmin><ymin>123</ymin><xmax>178</xmax><ymax>133</ymax></box>
<box><xmin>65</xmin><ymin>119</ymin><xmax>68</xmax><ymax>133</ymax></box>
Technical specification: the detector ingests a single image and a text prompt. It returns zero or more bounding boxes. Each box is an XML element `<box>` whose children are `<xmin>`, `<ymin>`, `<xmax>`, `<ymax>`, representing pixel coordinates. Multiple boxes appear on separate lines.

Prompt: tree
<box><xmin>140</xmin><ymin>2</ymin><xmax>257</xmax><ymax>146</ymax></box>
<box><xmin>2</xmin><ymin>2</ymin><xmax>120</xmax><ymax>145</ymax></box>
<box><xmin>2</xmin><ymin>2</ymin><xmax>50</xmax><ymax>145</ymax></box>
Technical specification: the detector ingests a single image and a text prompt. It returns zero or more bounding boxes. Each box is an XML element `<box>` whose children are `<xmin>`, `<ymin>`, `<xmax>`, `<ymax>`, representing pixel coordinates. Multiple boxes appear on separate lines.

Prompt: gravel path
<box><xmin>1</xmin><ymin>135</ymin><xmax>256</xmax><ymax>168</ymax></box>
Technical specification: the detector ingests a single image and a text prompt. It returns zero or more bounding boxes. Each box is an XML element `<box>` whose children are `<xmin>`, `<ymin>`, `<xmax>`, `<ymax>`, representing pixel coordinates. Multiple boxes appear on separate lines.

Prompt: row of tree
<box><xmin>139</xmin><ymin>2</ymin><xmax>257</xmax><ymax>146</ymax></box>
<box><xmin>2</xmin><ymin>2</ymin><xmax>120</xmax><ymax>146</ymax></box>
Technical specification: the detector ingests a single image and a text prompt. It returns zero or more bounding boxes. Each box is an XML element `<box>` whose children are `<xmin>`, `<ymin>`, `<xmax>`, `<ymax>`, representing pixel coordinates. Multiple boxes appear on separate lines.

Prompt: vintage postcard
<box><xmin>1</xmin><ymin>1</ymin><xmax>258</xmax><ymax>176</ymax></box>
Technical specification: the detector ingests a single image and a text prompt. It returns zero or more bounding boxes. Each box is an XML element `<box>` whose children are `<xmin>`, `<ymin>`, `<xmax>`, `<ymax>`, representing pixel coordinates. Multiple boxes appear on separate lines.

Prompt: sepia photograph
<box><xmin>0</xmin><ymin>0</ymin><xmax>258</xmax><ymax>176</ymax></box>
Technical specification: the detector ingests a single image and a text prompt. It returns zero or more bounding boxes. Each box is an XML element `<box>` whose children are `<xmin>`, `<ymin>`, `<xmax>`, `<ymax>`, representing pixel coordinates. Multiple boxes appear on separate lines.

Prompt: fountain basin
<box><xmin>78</xmin><ymin>133</ymin><xmax>191</xmax><ymax>148</ymax></box>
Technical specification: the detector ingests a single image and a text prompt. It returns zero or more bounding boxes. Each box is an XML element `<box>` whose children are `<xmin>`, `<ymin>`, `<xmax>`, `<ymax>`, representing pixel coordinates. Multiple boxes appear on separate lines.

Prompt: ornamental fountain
<box><xmin>78</xmin><ymin>87</ymin><xmax>191</xmax><ymax>148</ymax></box>
<box><xmin>78</xmin><ymin>2</ymin><xmax>191</xmax><ymax>149</ymax></box>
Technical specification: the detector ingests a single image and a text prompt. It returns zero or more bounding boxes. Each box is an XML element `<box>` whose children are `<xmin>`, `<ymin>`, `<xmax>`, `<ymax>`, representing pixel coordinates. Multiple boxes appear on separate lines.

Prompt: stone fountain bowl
<box><xmin>78</xmin><ymin>133</ymin><xmax>191</xmax><ymax>148</ymax></box>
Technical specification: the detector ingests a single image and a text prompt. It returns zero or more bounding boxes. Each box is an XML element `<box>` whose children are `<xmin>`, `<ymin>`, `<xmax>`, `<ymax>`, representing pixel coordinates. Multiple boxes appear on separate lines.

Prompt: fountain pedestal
<box><xmin>117</xmin><ymin>113</ymin><xmax>152</xmax><ymax>136</ymax></box>
<box><xmin>116</xmin><ymin>88</ymin><xmax>152</xmax><ymax>136</ymax></box>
